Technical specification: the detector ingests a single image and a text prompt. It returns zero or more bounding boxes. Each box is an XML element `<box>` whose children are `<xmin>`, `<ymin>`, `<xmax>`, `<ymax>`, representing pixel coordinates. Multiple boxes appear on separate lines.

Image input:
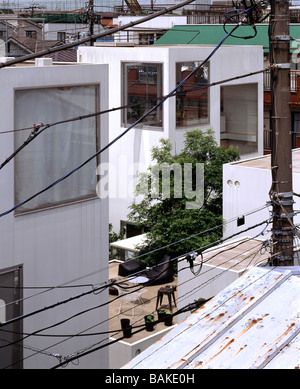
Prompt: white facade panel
<box><xmin>78</xmin><ymin>44</ymin><xmax>264</xmax><ymax>230</ymax></box>
<box><xmin>0</xmin><ymin>62</ymin><xmax>109</xmax><ymax>369</ymax></box>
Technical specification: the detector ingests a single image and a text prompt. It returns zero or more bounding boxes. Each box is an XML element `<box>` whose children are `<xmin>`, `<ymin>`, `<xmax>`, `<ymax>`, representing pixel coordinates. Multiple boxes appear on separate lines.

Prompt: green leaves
<box><xmin>128</xmin><ymin>129</ymin><xmax>240</xmax><ymax>266</ymax></box>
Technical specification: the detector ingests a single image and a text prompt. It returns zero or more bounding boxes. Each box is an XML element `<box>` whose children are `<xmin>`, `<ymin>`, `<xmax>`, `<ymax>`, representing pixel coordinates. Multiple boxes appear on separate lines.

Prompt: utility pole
<box><xmin>88</xmin><ymin>0</ymin><xmax>95</xmax><ymax>46</ymax></box>
<box><xmin>269</xmin><ymin>0</ymin><xmax>294</xmax><ymax>266</ymax></box>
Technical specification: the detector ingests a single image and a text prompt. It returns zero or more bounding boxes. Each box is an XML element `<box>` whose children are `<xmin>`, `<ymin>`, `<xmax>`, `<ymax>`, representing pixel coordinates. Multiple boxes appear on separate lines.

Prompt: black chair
<box><xmin>118</xmin><ymin>259</ymin><xmax>146</xmax><ymax>277</ymax></box>
<box><xmin>144</xmin><ymin>255</ymin><xmax>174</xmax><ymax>286</ymax></box>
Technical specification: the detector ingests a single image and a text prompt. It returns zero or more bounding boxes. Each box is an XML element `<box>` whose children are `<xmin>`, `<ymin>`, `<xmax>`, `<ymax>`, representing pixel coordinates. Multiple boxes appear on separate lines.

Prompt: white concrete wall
<box><xmin>44</xmin><ymin>23</ymin><xmax>104</xmax><ymax>41</ymax></box>
<box><xmin>177</xmin><ymin>261</ymin><xmax>242</xmax><ymax>322</ymax></box>
<box><xmin>113</xmin><ymin>15</ymin><xmax>187</xmax><ymax>44</ymax></box>
<box><xmin>78</xmin><ymin>44</ymin><xmax>264</xmax><ymax>231</ymax></box>
<box><xmin>222</xmin><ymin>155</ymin><xmax>300</xmax><ymax>241</ymax></box>
<box><xmin>109</xmin><ymin>325</ymin><xmax>176</xmax><ymax>369</ymax></box>
<box><xmin>0</xmin><ymin>62</ymin><xmax>110</xmax><ymax>369</ymax></box>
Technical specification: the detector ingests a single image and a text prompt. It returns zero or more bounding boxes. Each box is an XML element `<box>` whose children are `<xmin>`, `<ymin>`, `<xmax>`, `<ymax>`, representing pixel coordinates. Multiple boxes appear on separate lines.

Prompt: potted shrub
<box><xmin>157</xmin><ymin>309</ymin><xmax>167</xmax><ymax>321</ymax></box>
<box><xmin>120</xmin><ymin>318</ymin><xmax>132</xmax><ymax>338</ymax></box>
<box><xmin>144</xmin><ymin>314</ymin><xmax>155</xmax><ymax>332</ymax></box>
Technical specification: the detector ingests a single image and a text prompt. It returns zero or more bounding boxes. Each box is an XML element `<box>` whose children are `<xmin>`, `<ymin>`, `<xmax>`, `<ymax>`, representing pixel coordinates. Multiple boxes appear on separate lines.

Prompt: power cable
<box><xmin>0</xmin><ymin>66</ymin><xmax>267</xmax><ymax>175</ymax></box>
<box><xmin>0</xmin><ymin>0</ymin><xmax>198</xmax><ymax>70</ymax></box>
<box><xmin>50</xmin><ymin>261</ymin><xmax>281</xmax><ymax>369</ymax></box>
<box><xmin>0</xmin><ymin>203</ymin><xmax>269</xmax><ymax>321</ymax></box>
<box><xmin>0</xmin><ymin>218</ymin><xmax>275</xmax><ymax>367</ymax></box>
<box><xmin>0</xmin><ymin>21</ymin><xmax>242</xmax><ymax>218</ymax></box>
<box><xmin>0</xmin><ymin>215</ymin><xmax>271</xmax><ymax>348</ymax></box>
<box><xmin>126</xmin><ymin>263</ymin><xmax>280</xmax><ymax>369</ymax></box>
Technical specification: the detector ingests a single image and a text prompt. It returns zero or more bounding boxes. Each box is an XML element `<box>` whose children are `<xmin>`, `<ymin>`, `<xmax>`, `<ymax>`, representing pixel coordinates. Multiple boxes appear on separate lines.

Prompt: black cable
<box><xmin>0</xmin><ymin>214</ymin><xmax>271</xmax><ymax>333</ymax></box>
<box><xmin>0</xmin><ymin>219</ymin><xmax>274</xmax><ymax>368</ymax></box>
<box><xmin>51</xmin><ymin>260</ymin><xmax>281</xmax><ymax>369</ymax></box>
<box><xmin>0</xmin><ymin>0</ymin><xmax>198</xmax><ymax>70</ymax></box>
<box><xmin>0</xmin><ymin>22</ymin><xmax>243</xmax><ymax>218</ymax></box>
<box><xmin>2</xmin><ymin>221</ymin><xmax>272</xmax><ymax>366</ymax></box>
<box><xmin>0</xmin><ymin>66</ymin><xmax>267</xmax><ymax>175</ymax></box>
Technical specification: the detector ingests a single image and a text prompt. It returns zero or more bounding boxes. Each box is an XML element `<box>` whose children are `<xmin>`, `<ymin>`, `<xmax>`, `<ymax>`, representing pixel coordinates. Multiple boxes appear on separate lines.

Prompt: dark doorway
<box><xmin>0</xmin><ymin>265</ymin><xmax>23</xmax><ymax>369</ymax></box>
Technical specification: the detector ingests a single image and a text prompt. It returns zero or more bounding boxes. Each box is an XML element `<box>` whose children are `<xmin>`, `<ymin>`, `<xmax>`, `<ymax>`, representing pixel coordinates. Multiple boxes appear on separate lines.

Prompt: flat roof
<box><xmin>198</xmin><ymin>237</ymin><xmax>270</xmax><ymax>272</ymax></box>
<box><xmin>229</xmin><ymin>148</ymin><xmax>300</xmax><ymax>173</ymax></box>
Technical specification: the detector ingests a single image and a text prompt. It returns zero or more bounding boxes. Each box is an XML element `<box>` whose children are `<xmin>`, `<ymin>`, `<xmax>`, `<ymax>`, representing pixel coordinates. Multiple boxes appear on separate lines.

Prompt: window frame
<box><xmin>175</xmin><ymin>61</ymin><xmax>210</xmax><ymax>129</ymax></box>
<box><xmin>121</xmin><ymin>61</ymin><xmax>163</xmax><ymax>129</ymax></box>
<box><xmin>25</xmin><ymin>30</ymin><xmax>37</xmax><ymax>39</ymax></box>
<box><xmin>14</xmin><ymin>83</ymin><xmax>101</xmax><ymax>215</ymax></box>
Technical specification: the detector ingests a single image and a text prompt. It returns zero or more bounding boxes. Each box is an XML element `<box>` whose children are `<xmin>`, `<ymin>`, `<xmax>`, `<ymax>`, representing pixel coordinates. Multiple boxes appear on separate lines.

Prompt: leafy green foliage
<box><xmin>128</xmin><ymin>129</ymin><xmax>240</xmax><ymax>266</ymax></box>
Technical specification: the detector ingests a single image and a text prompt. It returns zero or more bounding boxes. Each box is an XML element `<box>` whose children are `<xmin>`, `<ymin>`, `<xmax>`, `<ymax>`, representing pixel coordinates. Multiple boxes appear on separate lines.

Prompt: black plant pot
<box><xmin>144</xmin><ymin>315</ymin><xmax>155</xmax><ymax>332</ymax></box>
<box><xmin>164</xmin><ymin>314</ymin><xmax>173</xmax><ymax>326</ymax></box>
<box><xmin>157</xmin><ymin>310</ymin><xmax>167</xmax><ymax>321</ymax></box>
<box><xmin>121</xmin><ymin>318</ymin><xmax>132</xmax><ymax>338</ymax></box>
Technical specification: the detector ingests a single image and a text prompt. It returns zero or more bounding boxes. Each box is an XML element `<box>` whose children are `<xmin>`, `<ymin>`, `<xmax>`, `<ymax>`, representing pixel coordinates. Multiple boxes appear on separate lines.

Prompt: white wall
<box><xmin>78</xmin><ymin>44</ymin><xmax>264</xmax><ymax>231</ymax></box>
<box><xmin>222</xmin><ymin>153</ymin><xmax>300</xmax><ymax>241</ymax></box>
<box><xmin>44</xmin><ymin>23</ymin><xmax>104</xmax><ymax>41</ymax></box>
<box><xmin>109</xmin><ymin>326</ymin><xmax>176</xmax><ymax>369</ymax></box>
<box><xmin>0</xmin><ymin>62</ymin><xmax>110</xmax><ymax>369</ymax></box>
<box><xmin>113</xmin><ymin>15</ymin><xmax>187</xmax><ymax>44</ymax></box>
<box><xmin>177</xmin><ymin>260</ymin><xmax>243</xmax><ymax>323</ymax></box>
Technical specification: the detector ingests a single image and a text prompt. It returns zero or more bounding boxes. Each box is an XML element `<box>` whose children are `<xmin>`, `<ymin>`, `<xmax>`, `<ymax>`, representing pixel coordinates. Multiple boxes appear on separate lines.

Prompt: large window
<box><xmin>220</xmin><ymin>84</ymin><xmax>258</xmax><ymax>155</ymax></box>
<box><xmin>122</xmin><ymin>62</ymin><xmax>163</xmax><ymax>128</ymax></box>
<box><xmin>14</xmin><ymin>85</ymin><xmax>99</xmax><ymax>213</ymax></box>
<box><xmin>176</xmin><ymin>62</ymin><xmax>209</xmax><ymax>128</ymax></box>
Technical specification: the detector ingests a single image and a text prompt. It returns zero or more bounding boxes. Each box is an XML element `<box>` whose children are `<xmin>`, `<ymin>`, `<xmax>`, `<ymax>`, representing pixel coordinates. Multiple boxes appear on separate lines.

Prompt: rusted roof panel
<box><xmin>124</xmin><ymin>266</ymin><xmax>300</xmax><ymax>369</ymax></box>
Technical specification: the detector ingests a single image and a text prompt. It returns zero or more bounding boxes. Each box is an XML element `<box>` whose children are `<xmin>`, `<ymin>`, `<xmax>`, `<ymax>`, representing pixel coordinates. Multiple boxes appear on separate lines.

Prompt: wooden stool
<box><xmin>156</xmin><ymin>285</ymin><xmax>176</xmax><ymax>311</ymax></box>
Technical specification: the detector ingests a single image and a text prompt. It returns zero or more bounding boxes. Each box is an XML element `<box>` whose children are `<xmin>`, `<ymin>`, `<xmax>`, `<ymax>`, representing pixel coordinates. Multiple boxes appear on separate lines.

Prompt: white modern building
<box><xmin>113</xmin><ymin>15</ymin><xmax>187</xmax><ymax>45</ymax></box>
<box><xmin>78</xmin><ymin>43</ymin><xmax>264</xmax><ymax>232</ymax></box>
<box><xmin>177</xmin><ymin>235</ymin><xmax>270</xmax><ymax>322</ymax></box>
<box><xmin>222</xmin><ymin>149</ymin><xmax>300</xmax><ymax>243</ymax></box>
<box><xmin>0</xmin><ymin>58</ymin><xmax>109</xmax><ymax>369</ymax></box>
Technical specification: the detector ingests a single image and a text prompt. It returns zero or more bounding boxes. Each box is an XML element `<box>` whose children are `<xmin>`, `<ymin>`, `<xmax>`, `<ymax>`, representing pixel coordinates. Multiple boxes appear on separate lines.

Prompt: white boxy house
<box><xmin>223</xmin><ymin>149</ymin><xmax>300</xmax><ymax>245</ymax></box>
<box><xmin>78</xmin><ymin>43</ymin><xmax>264</xmax><ymax>231</ymax></box>
<box><xmin>0</xmin><ymin>59</ymin><xmax>109</xmax><ymax>369</ymax></box>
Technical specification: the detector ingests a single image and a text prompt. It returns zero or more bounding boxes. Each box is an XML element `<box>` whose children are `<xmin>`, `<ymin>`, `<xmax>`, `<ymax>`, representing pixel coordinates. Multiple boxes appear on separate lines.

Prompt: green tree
<box><xmin>128</xmin><ymin>129</ymin><xmax>240</xmax><ymax>266</ymax></box>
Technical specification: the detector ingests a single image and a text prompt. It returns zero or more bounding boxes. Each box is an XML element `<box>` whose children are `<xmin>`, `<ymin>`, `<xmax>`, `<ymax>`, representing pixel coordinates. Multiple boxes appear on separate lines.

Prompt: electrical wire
<box><xmin>0</xmin><ymin>215</ymin><xmax>272</xmax><ymax>347</ymax></box>
<box><xmin>0</xmin><ymin>203</ymin><xmax>269</xmax><ymax>322</ymax></box>
<box><xmin>50</xmin><ymin>259</ymin><xmax>283</xmax><ymax>369</ymax></box>
<box><xmin>0</xmin><ymin>66</ymin><xmax>267</xmax><ymax>182</ymax></box>
<box><xmin>0</xmin><ymin>3</ymin><xmax>274</xmax><ymax>366</ymax></box>
<box><xmin>0</xmin><ymin>217</ymin><xmax>275</xmax><ymax>368</ymax></box>
<box><xmin>0</xmin><ymin>21</ymin><xmax>243</xmax><ymax>218</ymax></box>
<box><xmin>126</xmin><ymin>262</ymin><xmax>281</xmax><ymax>369</ymax></box>
<box><xmin>0</xmin><ymin>0</ymin><xmax>199</xmax><ymax>70</ymax></box>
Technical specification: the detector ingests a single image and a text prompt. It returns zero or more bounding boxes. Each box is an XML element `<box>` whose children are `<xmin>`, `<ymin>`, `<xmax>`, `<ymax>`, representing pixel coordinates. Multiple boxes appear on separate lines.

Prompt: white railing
<box><xmin>264</xmin><ymin>69</ymin><xmax>299</xmax><ymax>92</ymax></box>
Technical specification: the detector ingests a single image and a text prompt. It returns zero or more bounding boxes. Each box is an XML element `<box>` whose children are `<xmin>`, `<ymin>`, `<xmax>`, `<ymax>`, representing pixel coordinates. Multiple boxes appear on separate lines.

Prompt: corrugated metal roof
<box><xmin>124</xmin><ymin>266</ymin><xmax>300</xmax><ymax>369</ymax></box>
<box><xmin>154</xmin><ymin>24</ymin><xmax>300</xmax><ymax>53</ymax></box>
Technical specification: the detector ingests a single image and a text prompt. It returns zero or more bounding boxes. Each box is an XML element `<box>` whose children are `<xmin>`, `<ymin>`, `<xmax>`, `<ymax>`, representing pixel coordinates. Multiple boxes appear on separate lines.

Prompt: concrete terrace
<box><xmin>108</xmin><ymin>260</ymin><xmax>178</xmax><ymax>345</ymax></box>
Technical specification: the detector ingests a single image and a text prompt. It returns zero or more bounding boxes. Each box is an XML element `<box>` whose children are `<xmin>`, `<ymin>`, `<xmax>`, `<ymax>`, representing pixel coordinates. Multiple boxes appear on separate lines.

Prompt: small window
<box><xmin>176</xmin><ymin>61</ymin><xmax>209</xmax><ymax>128</ymax></box>
<box><xmin>0</xmin><ymin>31</ymin><xmax>6</xmax><ymax>39</ymax></box>
<box><xmin>138</xmin><ymin>33</ymin><xmax>155</xmax><ymax>45</ymax></box>
<box><xmin>26</xmin><ymin>30</ymin><xmax>37</xmax><ymax>39</ymax></box>
<box><xmin>122</xmin><ymin>62</ymin><xmax>163</xmax><ymax>128</ymax></box>
<box><xmin>57</xmin><ymin>31</ymin><xmax>66</xmax><ymax>42</ymax></box>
